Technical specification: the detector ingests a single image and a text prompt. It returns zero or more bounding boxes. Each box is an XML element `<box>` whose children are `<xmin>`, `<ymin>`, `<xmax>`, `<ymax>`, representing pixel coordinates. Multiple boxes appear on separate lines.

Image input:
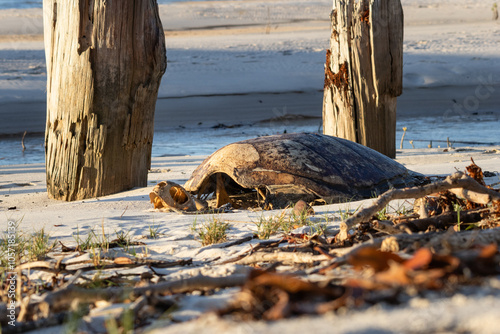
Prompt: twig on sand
<box><xmin>235</xmin><ymin>251</ymin><xmax>329</xmax><ymax>266</ymax></box>
<box><xmin>400</xmin><ymin>127</ymin><xmax>407</xmax><ymax>149</ymax></box>
<box><xmin>16</xmin><ymin>259</ymin><xmax>65</xmax><ymax>273</ymax></box>
<box><xmin>34</xmin><ymin>273</ymin><xmax>248</xmax><ymax>316</ymax></box>
<box><xmin>337</xmin><ymin>172</ymin><xmax>500</xmax><ymax>241</ymax></box>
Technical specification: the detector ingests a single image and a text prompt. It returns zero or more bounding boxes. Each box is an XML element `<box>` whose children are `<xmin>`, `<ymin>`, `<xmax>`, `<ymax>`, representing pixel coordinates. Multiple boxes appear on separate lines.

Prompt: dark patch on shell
<box><xmin>184</xmin><ymin>133</ymin><xmax>424</xmax><ymax>207</ymax></box>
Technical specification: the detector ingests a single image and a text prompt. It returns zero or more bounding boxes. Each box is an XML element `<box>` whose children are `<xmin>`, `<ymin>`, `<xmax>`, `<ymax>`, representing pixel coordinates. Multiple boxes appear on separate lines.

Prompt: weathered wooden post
<box><xmin>323</xmin><ymin>0</ymin><xmax>403</xmax><ymax>158</ymax></box>
<box><xmin>43</xmin><ymin>0</ymin><xmax>167</xmax><ymax>201</ymax></box>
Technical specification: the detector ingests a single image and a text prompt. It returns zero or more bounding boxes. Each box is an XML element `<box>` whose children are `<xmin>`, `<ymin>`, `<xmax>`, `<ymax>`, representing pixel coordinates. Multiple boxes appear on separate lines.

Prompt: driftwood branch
<box><xmin>338</xmin><ymin>172</ymin><xmax>500</xmax><ymax>241</ymax></box>
<box><xmin>235</xmin><ymin>251</ymin><xmax>329</xmax><ymax>266</ymax></box>
<box><xmin>16</xmin><ymin>260</ymin><xmax>65</xmax><ymax>273</ymax></box>
<box><xmin>397</xmin><ymin>209</ymin><xmax>488</xmax><ymax>232</ymax></box>
<box><xmin>35</xmin><ymin>273</ymin><xmax>247</xmax><ymax>316</ymax></box>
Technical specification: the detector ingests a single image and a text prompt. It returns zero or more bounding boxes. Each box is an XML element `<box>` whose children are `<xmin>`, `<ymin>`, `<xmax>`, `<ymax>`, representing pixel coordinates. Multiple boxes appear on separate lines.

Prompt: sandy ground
<box><xmin>0</xmin><ymin>0</ymin><xmax>500</xmax><ymax>332</ymax></box>
<box><xmin>1</xmin><ymin>147</ymin><xmax>500</xmax><ymax>333</ymax></box>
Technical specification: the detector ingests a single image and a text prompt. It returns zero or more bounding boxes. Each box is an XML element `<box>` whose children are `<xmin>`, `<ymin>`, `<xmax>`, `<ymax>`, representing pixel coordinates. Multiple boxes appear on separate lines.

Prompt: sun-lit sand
<box><xmin>0</xmin><ymin>0</ymin><xmax>499</xmax><ymax>332</ymax></box>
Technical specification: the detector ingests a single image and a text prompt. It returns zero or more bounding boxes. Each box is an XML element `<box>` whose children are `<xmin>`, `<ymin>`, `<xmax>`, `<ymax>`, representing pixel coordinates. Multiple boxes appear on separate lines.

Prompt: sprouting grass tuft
<box><xmin>73</xmin><ymin>223</ymin><xmax>110</xmax><ymax>252</ymax></box>
<box><xmin>376</xmin><ymin>206</ymin><xmax>389</xmax><ymax>220</ymax></box>
<box><xmin>454</xmin><ymin>203</ymin><xmax>463</xmax><ymax>231</ymax></box>
<box><xmin>1</xmin><ymin>219</ymin><xmax>57</xmax><ymax>266</ymax></box>
<box><xmin>255</xmin><ymin>213</ymin><xmax>284</xmax><ymax>240</ymax></box>
<box><xmin>114</xmin><ymin>229</ymin><xmax>132</xmax><ymax>249</ymax></box>
<box><xmin>254</xmin><ymin>205</ymin><xmax>330</xmax><ymax>240</ymax></box>
<box><xmin>191</xmin><ymin>215</ymin><xmax>230</xmax><ymax>246</ymax></box>
<box><xmin>148</xmin><ymin>223</ymin><xmax>160</xmax><ymax>239</ymax></box>
<box><xmin>28</xmin><ymin>227</ymin><xmax>56</xmax><ymax>261</ymax></box>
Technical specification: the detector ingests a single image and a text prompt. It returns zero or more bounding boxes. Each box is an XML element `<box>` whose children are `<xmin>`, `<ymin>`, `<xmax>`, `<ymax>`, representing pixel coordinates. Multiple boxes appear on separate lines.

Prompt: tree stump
<box><xmin>43</xmin><ymin>0</ymin><xmax>167</xmax><ymax>201</ymax></box>
<box><xmin>323</xmin><ymin>0</ymin><xmax>403</xmax><ymax>158</ymax></box>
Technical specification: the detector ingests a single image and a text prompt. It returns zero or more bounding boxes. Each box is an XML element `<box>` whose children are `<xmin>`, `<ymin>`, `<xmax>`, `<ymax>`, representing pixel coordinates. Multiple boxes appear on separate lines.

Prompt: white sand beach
<box><xmin>0</xmin><ymin>0</ymin><xmax>500</xmax><ymax>333</ymax></box>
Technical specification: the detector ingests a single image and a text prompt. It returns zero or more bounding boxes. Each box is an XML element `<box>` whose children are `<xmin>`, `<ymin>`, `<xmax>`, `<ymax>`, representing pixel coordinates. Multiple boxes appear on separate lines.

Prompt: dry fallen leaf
<box><xmin>220</xmin><ymin>270</ymin><xmax>345</xmax><ymax>320</ymax></box>
<box><xmin>347</xmin><ymin>246</ymin><xmax>404</xmax><ymax>272</ymax></box>
<box><xmin>403</xmin><ymin>248</ymin><xmax>433</xmax><ymax>271</ymax></box>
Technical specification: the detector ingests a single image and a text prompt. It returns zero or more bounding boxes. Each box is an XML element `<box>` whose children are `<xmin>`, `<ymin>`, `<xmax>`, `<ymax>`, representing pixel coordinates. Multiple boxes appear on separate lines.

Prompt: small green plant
<box><xmin>114</xmin><ymin>229</ymin><xmax>132</xmax><ymax>250</ymax></box>
<box><xmin>0</xmin><ymin>220</ymin><xmax>57</xmax><ymax>266</ymax></box>
<box><xmin>1</xmin><ymin>219</ymin><xmax>25</xmax><ymax>267</ymax></box>
<box><xmin>255</xmin><ymin>213</ymin><xmax>283</xmax><ymax>239</ymax></box>
<box><xmin>454</xmin><ymin>203</ymin><xmax>463</xmax><ymax>231</ymax></box>
<box><xmin>191</xmin><ymin>215</ymin><xmax>230</xmax><ymax>246</ymax></box>
<box><xmin>306</xmin><ymin>219</ymin><xmax>327</xmax><ymax>236</ymax></box>
<box><xmin>148</xmin><ymin>223</ymin><xmax>160</xmax><ymax>239</ymax></box>
<box><xmin>394</xmin><ymin>201</ymin><xmax>411</xmax><ymax>216</ymax></box>
<box><xmin>114</xmin><ymin>229</ymin><xmax>130</xmax><ymax>245</ymax></box>
<box><xmin>376</xmin><ymin>206</ymin><xmax>389</xmax><ymax>220</ymax></box>
<box><xmin>73</xmin><ymin>223</ymin><xmax>110</xmax><ymax>252</ymax></box>
<box><xmin>337</xmin><ymin>201</ymin><xmax>362</xmax><ymax>221</ymax></box>
<box><xmin>337</xmin><ymin>207</ymin><xmax>350</xmax><ymax>221</ymax></box>
<box><xmin>291</xmin><ymin>209</ymin><xmax>309</xmax><ymax>227</ymax></box>
<box><xmin>28</xmin><ymin>228</ymin><xmax>56</xmax><ymax>261</ymax></box>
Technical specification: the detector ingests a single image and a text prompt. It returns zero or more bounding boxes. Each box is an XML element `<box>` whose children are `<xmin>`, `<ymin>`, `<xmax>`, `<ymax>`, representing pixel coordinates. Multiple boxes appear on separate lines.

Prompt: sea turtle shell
<box><xmin>184</xmin><ymin>133</ymin><xmax>423</xmax><ymax>207</ymax></box>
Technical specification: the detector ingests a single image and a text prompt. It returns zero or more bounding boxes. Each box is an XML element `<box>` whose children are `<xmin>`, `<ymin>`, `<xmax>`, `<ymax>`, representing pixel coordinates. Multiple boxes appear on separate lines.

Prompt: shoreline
<box><xmin>1</xmin><ymin>85</ymin><xmax>499</xmax><ymax>136</ymax></box>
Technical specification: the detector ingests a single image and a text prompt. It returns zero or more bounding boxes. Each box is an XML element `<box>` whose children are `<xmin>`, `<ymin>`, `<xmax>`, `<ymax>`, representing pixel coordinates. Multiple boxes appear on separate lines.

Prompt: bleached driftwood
<box><xmin>235</xmin><ymin>251</ymin><xmax>329</xmax><ymax>266</ymax></box>
<box><xmin>338</xmin><ymin>172</ymin><xmax>500</xmax><ymax>241</ymax></box>
<box><xmin>43</xmin><ymin>0</ymin><xmax>166</xmax><ymax>200</ymax></box>
<box><xmin>323</xmin><ymin>0</ymin><xmax>403</xmax><ymax>157</ymax></box>
<box><xmin>36</xmin><ymin>273</ymin><xmax>247</xmax><ymax>316</ymax></box>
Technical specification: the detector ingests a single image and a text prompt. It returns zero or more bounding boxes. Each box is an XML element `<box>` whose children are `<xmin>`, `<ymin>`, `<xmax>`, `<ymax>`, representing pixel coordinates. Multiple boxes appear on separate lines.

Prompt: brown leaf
<box><xmin>412</xmin><ymin>268</ymin><xmax>447</xmax><ymax>289</ymax></box>
<box><xmin>249</xmin><ymin>270</ymin><xmax>335</xmax><ymax>296</ymax></box>
<box><xmin>479</xmin><ymin>243</ymin><xmax>498</xmax><ymax>259</ymax></box>
<box><xmin>466</xmin><ymin>158</ymin><xmax>486</xmax><ymax>186</ymax></box>
<box><xmin>374</xmin><ymin>261</ymin><xmax>411</xmax><ymax>286</ymax></box>
<box><xmin>347</xmin><ymin>247</ymin><xmax>404</xmax><ymax>272</ymax></box>
<box><xmin>221</xmin><ymin>270</ymin><xmax>345</xmax><ymax>320</ymax></box>
<box><xmin>403</xmin><ymin>248</ymin><xmax>433</xmax><ymax>271</ymax></box>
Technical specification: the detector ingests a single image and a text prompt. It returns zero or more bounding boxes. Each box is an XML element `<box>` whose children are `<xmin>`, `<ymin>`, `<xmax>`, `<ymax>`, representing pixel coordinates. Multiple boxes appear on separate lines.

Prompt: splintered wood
<box><xmin>323</xmin><ymin>0</ymin><xmax>403</xmax><ymax>158</ymax></box>
<box><xmin>43</xmin><ymin>0</ymin><xmax>166</xmax><ymax>200</ymax></box>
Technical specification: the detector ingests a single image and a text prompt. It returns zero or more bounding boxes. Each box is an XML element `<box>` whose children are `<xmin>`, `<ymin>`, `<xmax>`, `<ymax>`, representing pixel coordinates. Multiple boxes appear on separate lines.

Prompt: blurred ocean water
<box><xmin>0</xmin><ymin>0</ymin><xmax>228</xmax><ymax>10</ymax></box>
<box><xmin>0</xmin><ymin>0</ymin><xmax>42</xmax><ymax>9</ymax></box>
<box><xmin>1</xmin><ymin>116</ymin><xmax>499</xmax><ymax>166</ymax></box>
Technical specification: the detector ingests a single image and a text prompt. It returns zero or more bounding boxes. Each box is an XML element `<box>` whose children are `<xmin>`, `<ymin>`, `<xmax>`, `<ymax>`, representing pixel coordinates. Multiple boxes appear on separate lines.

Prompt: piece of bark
<box><xmin>338</xmin><ymin>172</ymin><xmax>500</xmax><ymax>241</ymax></box>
